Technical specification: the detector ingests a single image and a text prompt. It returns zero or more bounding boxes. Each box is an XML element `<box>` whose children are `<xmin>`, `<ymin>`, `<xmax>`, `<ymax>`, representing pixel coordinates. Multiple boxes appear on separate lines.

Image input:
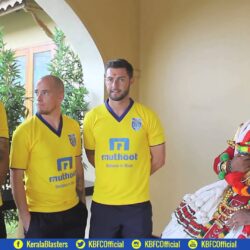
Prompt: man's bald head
<box><xmin>35</xmin><ymin>75</ymin><xmax>64</xmax><ymax>115</ymax></box>
<box><xmin>39</xmin><ymin>75</ymin><xmax>64</xmax><ymax>93</ymax></box>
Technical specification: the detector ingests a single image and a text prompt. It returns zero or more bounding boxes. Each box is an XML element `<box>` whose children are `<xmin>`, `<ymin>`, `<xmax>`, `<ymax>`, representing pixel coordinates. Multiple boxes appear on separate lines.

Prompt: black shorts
<box><xmin>0</xmin><ymin>208</ymin><xmax>6</xmax><ymax>238</ymax></box>
<box><xmin>89</xmin><ymin>201</ymin><xmax>152</xmax><ymax>238</ymax></box>
<box><xmin>24</xmin><ymin>202</ymin><xmax>88</xmax><ymax>238</ymax></box>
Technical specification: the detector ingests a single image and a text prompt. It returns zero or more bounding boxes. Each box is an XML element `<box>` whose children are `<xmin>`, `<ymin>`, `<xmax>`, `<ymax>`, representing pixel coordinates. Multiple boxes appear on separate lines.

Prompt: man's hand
<box><xmin>10</xmin><ymin>168</ymin><xmax>31</xmax><ymax>233</ymax></box>
<box><xmin>21</xmin><ymin>212</ymin><xmax>31</xmax><ymax>233</ymax></box>
<box><xmin>227</xmin><ymin>209</ymin><xmax>250</xmax><ymax>229</ymax></box>
<box><xmin>230</xmin><ymin>154</ymin><xmax>250</xmax><ymax>173</ymax></box>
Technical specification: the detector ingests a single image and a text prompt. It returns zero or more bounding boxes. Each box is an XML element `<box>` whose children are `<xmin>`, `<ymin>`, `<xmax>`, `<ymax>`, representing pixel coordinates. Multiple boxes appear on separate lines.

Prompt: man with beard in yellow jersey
<box><xmin>0</xmin><ymin>101</ymin><xmax>9</xmax><ymax>238</ymax></box>
<box><xmin>83</xmin><ymin>59</ymin><xmax>166</xmax><ymax>238</ymax></box>
<box><xmin>10</xmin><ymin>75</ymin><xmax>87</xmax><ymax>238</ymax></box>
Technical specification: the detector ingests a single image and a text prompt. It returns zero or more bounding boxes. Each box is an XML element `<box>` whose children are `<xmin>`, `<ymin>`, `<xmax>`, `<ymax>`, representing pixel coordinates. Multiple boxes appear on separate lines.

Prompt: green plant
<box><xmin>0</xmin><ymin>29</ymin><xmax>28</xmax><ymax>139</ymax></box>
<box><xmin>48</xmin><ymin>28</ymin><xmax>88</xmax><ymax>126</ymax></box>
<box><xmin>0</xmin><ymin>28</ymin><xmax>28</xmax><ymax>234</ymax></box>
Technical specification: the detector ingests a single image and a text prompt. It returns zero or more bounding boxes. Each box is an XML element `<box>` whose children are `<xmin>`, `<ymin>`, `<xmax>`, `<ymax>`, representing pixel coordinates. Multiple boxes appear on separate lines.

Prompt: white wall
<box><xmin>140</xmin><ymin>0</ymin><xmax>250</xmax><ymax>234</ymax></box>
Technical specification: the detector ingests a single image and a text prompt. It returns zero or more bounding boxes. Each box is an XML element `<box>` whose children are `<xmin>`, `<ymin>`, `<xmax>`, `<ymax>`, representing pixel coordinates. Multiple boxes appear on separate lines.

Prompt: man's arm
<box><xmin>75</xmin><ymin>155</ymin><xmax>86</xmax><ymax>204</ymax></box>
<box><xmin>150</xmin><ymin>143</ymin><xmax>166</xmax><ymax>175</ymax></box>
<box><xmin>85</xmin><ymin>149</ymin><xmax>95</xmax><ymax>167</ymax></box>
<box><xmin>10</xmin><ymin>168</ymin><xmax>30</xmax><ymax>232</ymax></box>
<box><xmin>0</xmin><ymin>137</ymin><xmax>9</xmax><ymax>186</ymax></box>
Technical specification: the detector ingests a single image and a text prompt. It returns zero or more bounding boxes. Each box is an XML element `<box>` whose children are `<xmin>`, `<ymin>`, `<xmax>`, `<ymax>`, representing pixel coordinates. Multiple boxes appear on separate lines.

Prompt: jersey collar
<box><xmin>36</xmin><ymin>113</ymin><xmax>63</xmax><ymax>137</ymax></box>
<box><xmin>105</xmin><ymin>98</ymin><xmax>134</xmax><ymax>122</ymax></box>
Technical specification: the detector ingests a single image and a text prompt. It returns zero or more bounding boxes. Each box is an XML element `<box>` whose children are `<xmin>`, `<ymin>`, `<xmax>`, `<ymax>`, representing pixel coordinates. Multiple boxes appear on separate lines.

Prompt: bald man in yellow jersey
<box><xmin>0</xmin><ymin>101</ymin><xmax>9</xmax><ymax>238</ymax></box>
<box><xmin>84</xmin><ymin>59</ymin><xmax>166</xmax><ymax>238</ymax></box>
<box><xmin>10</xmin><ymin>75</ymin><xmax>87</xmax><ymax>238</ymax></box>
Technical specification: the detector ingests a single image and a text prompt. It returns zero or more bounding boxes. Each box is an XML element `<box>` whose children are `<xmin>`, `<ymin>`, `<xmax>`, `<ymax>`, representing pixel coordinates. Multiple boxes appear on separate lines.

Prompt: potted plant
<box><xmin>0</xmin><ymin>29</ymin><xmax>28</xmax><ymax>235</ymax></box>
<box><xmin>48</xmin><ymin>28</ymin><xmax>88</xmax><ymax>126</ymax></box>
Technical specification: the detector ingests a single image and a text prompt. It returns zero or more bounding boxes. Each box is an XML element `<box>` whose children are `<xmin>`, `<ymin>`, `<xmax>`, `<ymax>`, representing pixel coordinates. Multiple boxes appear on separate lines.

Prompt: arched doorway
<box><xmin>35</xmin><ymin>0</ymin><xmax>103</xmax><ymax>182</ymax></box>
<box><xmin>35</xmin><ymin>0</ymin><xmax>104</xmax><ymax>109</ymax></box>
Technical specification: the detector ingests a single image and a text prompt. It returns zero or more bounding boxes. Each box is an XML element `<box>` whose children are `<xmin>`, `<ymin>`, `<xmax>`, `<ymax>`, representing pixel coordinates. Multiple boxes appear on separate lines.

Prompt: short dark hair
<box><xmin>105</xmin><ymin>59</ymin><xmax>134</xmax><ymax>78</ymax></box>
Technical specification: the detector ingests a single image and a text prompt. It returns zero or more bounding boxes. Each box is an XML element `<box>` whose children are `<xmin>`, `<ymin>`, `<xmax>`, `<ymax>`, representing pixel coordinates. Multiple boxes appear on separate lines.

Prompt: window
<box><xmin>15</xmin><ymin>43</ymin><xmax>55</xmax><ymax>115</ymax></box>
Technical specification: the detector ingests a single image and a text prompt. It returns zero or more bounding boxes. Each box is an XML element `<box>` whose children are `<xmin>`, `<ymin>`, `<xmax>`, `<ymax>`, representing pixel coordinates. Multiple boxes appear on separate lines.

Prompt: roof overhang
<box><xmin>0</xmin><ymin>0</ymin><xmax>24</xmax><ymax>16</ymax></box>
<box><xmin>0</xmin><ymin>0</ymin><xmax>41</xmax><ymax>16</ymax></box>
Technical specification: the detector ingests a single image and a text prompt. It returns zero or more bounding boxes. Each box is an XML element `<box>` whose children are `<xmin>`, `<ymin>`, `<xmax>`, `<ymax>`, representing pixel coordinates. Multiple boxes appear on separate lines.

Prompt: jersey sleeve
<box><xmin>10</xmin><ymin>126</ymin><xmax>30</xmax><ymax>170</ymax></box>
<box><xmin>0</xmin><ymin>102</ymin><xmax>9</xmax><ymax>138</ymax></box>
<box><xmin>83</xmin><ymin>111</ymin><xmax>95</xmax><ymax>150</ymax></box>
<box><xmin>147</xmin><ymin>110</ymin><xmax>165</xmax><ymax>146</ymax></box>
<box><xmin>75</xmin><ymin>121</ymin><xmax>82</xmax><ymax>156</ymax></box>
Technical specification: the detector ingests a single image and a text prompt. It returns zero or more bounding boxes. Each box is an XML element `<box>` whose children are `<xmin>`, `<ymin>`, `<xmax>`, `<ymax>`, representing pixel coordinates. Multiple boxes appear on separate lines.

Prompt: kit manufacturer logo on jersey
<box><xmin>132</xmin><ymin>118</ymin><xmax>142</xmax><ymax>131</ymax></box>
<box><xmin>68</xmin><ymin>134</ymin><xmax>76</xmax><ymax>146</ymax></box>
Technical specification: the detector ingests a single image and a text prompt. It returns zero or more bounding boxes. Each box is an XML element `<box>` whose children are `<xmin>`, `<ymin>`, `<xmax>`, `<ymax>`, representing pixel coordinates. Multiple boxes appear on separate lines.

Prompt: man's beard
<box><xmin>109</xmin><ymin>88</ymin><xmax>129</xmax><ymax>101</ymax></box>
<box><xmin>38</xmin><ymin>110</ymin><xmax>50</xmax><ymax>115</ymax></box>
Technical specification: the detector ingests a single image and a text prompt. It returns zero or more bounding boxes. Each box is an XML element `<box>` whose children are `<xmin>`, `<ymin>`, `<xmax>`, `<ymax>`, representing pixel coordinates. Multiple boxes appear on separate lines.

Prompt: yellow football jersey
<box><xmin>0</xmin><ymin>101</ymin><xmax>9</xmax><ymax>206</ymax></box>
<box><xmin>10</xmin><ymin>114</ymin><xmax>81</xmax><ymax>212</ymax></box>
<box><xmin>0</xmin><ymin>102</ymin><xmax>8</xmax><ymax>138</ymax></box>
<box><xmin>83</xmin><ymin>100</ymin><xmax>165</xmax><ymax>205</ymax></box>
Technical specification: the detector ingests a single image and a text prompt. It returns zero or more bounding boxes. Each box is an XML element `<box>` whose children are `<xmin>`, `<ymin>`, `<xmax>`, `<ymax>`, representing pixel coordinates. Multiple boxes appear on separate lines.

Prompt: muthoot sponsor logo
<box><xmin>49</xmin><ymin>156</ymin><xmax>76</xmax><ymax>183</ymax></box>
<box><xmin>102</xmin><ymin>153</ymin><xmax>138</xmax><ymax>161</ymax></box>
<box><xmin>49</xmin><ymin>172</ymin><xmax>76</xmax><ymax>182</ymax></box>
<box><xmin>102</xmin><ymin>138</ymin><xmax>138</xmax><ymax>161</ymax></box>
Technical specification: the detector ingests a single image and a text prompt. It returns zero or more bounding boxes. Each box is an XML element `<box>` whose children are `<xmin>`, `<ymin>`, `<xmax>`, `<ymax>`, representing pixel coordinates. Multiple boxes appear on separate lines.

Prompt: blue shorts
<box><xmin>24</xmin><ymin>202</ymin><xmax>88</xmax><ymax>238</ymax></box>
<box><xmin>89</xmin><ymin>201</ymin><xmax>152</xmax><ymax>238</ymax></box>
<box><xmin>0</xmin><ymin>208</ymin><xmax>6</xmax><ymax>238</ymax></box>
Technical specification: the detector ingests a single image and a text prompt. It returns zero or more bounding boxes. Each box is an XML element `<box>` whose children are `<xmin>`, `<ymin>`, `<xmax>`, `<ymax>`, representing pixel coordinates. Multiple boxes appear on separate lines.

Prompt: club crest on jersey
<box><xmin>132</xmin><ymin>118</ymin><xmax>142</xmax><ymax>131</ymax></box>
<box><xmin>68</xmin><ymin>134</ymin><xmax>76</xmax><ymax>146</ymax></box>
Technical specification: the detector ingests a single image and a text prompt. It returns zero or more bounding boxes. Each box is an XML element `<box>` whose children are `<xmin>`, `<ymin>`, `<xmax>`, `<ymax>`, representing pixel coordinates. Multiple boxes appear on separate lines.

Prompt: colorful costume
<box><xmin>162</xmin><ymin>121</ymin><xmax>250</xmax><ymax>239</ymax></box>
